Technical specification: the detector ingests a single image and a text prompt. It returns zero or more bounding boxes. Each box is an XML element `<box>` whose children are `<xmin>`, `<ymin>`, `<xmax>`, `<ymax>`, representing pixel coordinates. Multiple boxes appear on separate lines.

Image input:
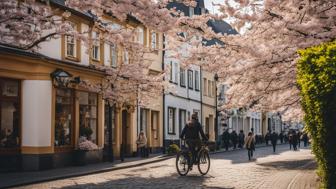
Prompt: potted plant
<box><xmin>74</xmin><ymin>136</ymin><xmax>99</xmax><ymax>166</ymax></box>
<box><xmin>167</xmin><ymin>144</ymin><xmax>180</xmax><ymax>156</ymax></box>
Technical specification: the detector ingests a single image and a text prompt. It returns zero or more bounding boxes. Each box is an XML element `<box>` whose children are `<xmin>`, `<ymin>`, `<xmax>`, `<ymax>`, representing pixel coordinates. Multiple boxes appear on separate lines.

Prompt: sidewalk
<box><xmin>0</xmin><ymin>154</ymin><xmax>171</xmax><ymax>188</ymax></box>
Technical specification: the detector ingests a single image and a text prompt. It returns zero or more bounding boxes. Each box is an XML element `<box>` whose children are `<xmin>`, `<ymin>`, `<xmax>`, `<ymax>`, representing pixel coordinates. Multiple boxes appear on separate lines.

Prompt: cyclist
<box><xmin>180</xmin><ymin>113</ymin><xmax>208</xmax><ymax>168</ymax></box>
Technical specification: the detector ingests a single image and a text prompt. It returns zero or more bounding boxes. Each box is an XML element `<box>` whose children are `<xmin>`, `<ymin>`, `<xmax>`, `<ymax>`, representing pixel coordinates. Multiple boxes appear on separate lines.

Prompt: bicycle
<box><xmin>176</xmin><ymin>140</ymin><xmax>210</xmax><ymax>176</ymax></box>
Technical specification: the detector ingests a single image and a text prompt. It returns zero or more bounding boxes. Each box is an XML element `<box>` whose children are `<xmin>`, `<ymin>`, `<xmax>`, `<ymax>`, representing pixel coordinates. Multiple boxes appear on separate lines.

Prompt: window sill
<box><xmin>65</xmin><ymin>56</ymin><xmax>80</xmax><ymax>62</ymax></box>
<box><xmin>180</xmin><ymin>84</ymin><xmax>186</xmax><ymax>88</ymax></box>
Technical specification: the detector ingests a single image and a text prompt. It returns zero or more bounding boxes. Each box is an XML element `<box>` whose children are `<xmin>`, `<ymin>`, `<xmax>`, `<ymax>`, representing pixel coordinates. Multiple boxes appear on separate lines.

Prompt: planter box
<box><xmin>73</xmin><ymin>149</ymin><xmax>103</xmax><ymax>166</ymax></box>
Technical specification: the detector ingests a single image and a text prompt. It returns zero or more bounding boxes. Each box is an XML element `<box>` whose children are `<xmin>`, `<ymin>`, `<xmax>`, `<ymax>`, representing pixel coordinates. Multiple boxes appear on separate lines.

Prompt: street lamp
<box><xmin>214</xmin><ymin>73</ymin><xmax>219</xmax><ymax>142</ymax></box>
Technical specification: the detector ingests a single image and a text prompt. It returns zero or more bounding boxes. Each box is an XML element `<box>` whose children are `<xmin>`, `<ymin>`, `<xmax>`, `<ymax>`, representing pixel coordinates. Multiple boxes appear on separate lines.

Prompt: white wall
<box><xmin>164</xmin><ymin>95</ymin><xmax>201</xmax><ymax>140</ymax></box>
<box><xmin>22</xmin><ymin>80</ymin><xmax>52</xmax><ymax>147</ymax></box>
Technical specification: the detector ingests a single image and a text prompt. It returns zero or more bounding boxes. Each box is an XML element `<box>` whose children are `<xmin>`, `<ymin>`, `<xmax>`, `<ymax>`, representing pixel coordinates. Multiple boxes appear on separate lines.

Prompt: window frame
<box><xmin>167</xmin><ymin>107</ymin><xmax>176</xmax><ymax>135</ymax></box>
<box><xmin>195</xmin><ymin>70</ymin><xmax>200</xmax><ymax>91</ymax></box>
<box><xmin>54</xmin><ymin>87</ymin><xmax>76</xmax><ymax>152</ymax></box>
<box><xmin>62</xmin><ymin>22</ymin><xmax>81</xmax><ymax>62</ymax></box>
<box><xmin>188</xmin><ymin>70</ymin><xmax>193</xmax><ymax>90</ymax></box>
<box><xmin>78</xmin><ymin>91</ymin><xmax>99</xmax><ymax>144</ymax></box>
<box><xmin>110</xmin><ymin>43</ymin><xmax>118</xmax><ymax>68</ymax></box>
<box><xmin>180</xmin><ymin>68</ymin><xmax>186</xmax><ymax>87</ymax></box>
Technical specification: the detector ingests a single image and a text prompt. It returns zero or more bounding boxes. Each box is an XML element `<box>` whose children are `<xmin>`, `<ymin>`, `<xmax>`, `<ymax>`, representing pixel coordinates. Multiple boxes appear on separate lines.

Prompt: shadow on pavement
<box><xmin>257</xmin><ymin>159</ymin><xmax>316</xmax><ymax>171</ymax></box>
<box><xmin>211</xmin><ymin>145</ymin><xmax>311</xmax><ymax>164</ymax></box>
<box><xmin>55</xmin><ymin>174</ymin><xmax>234</xmax><ymax>189</ymax></box>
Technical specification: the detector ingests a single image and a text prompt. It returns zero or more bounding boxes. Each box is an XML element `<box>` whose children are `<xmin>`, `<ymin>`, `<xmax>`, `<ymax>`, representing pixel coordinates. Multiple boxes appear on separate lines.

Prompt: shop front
<box><xmin>0</xmin><ymin>47</ymin><xmax>105</xmax><ymax>171</ymax></box>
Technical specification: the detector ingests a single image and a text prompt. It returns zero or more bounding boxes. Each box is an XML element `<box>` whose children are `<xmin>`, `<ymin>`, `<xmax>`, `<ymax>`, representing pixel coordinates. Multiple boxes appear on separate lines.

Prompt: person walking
<box><xmin>292</xmin><ymin>131</ymin><xmax>298</xmax><ymax>151</ymax></box>
<box><xmin>231</xmin><ymin>130</ymin><xmax>238</xmax><ymax>149</ymax></box>
<box><xmin>222</xmin><ymin>129</ymin><xmax>230</xmax><ymax>151</ymax></box>
<box><xmin>279</xmin><ymin>132</ymin><xmax>284</xmax><ymax>144</ymax></box>
<box><xmin>265</xmin><ymin>131</ymin><xmax>271</xmax><ymax>146</ymax></box>
<box><xmin>136</xmin><ymin>131</ymin><xmax>147</xmax><ymax>158</ymax></box>
<box><xmin>238</xmin><ymin>130</ymin><xmax>245</xmax><ymax>149</ymax></box>
<box><xmin>270</xmin><ymin>131</ymin><xmax>278</xmax><ymax>153</ymax></box>
<box><xmin>302</xmin><ymin>132</ymin><xmax>309</xmax><ymax>147</ymax></box>
<box><xmin>245</xmin><ymin>132</ymin><xmax>255</xmax><ymax>161</ymax></box>
<box><xmin>297</xmin><ymin>131</ymin><xmax>302</xmax><ymax>148</ymax></box>
<box><xmin>288</xmin><ymin>131</ymin><xmax>293</xmax><ymax>150</ymax></box>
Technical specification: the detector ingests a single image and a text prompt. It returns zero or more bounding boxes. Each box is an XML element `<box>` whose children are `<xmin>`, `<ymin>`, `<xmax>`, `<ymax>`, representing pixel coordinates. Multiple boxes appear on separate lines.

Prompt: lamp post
<box><xmin>214</xmin><ymin>73</ymin><xmax>219</xmax><ymax>142</ymax></box>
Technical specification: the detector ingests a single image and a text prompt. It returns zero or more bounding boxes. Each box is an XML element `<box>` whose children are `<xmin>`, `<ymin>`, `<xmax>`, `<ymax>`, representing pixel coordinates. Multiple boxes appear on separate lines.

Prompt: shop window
<box><xmin>55</xmin><ymin>88</ymin><xmax>74</xmax><ymax>147</ymax></box>
<box><xmin>79</xmin><ymin>92</ymin><xmax>98</xmax><ymax>144</ymax></box>
<box><xmin>104</xmin><ymin>104</ymin><xmax>116</xmax><ymax>147</ymax></box>
<box><xmin>0</xmin><ymin>79</ymin><xmax>20</xmax><ymax>149</ymax></box>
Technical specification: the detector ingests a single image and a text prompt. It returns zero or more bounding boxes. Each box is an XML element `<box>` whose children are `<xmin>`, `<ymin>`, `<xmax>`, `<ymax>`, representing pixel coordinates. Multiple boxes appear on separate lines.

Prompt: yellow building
<box><xmin>201</xmin><ymin>71</ymin><xmax>216</xmax><ymax>141</ymax></box>
<box><xmin>0</xmin><ymin>1</ymin><xmax>163</xmax><ymax>171</ymax></box>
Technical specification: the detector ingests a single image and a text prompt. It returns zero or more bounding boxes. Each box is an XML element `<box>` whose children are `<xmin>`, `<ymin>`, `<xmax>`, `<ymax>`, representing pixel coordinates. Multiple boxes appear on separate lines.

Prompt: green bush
<box><xmin>297</xmin><ymin>41</ymin><xmax>336</xmax><ymax>189</ymax></box>
<box><xmin>167</xmin><ymin>144</ymin><xmax>180</xmax><ymax>155</ymax></box>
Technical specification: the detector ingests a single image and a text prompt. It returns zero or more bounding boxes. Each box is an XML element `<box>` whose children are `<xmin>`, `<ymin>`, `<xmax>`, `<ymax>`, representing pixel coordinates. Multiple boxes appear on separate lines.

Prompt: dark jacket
<box><xmin>270</xmin><ymin>132</ymin><xmax>278</xmax><ymax>144</ymax></box>
<box><xmin>180</xmin><ymin>120</ymin><xmax>207</xmax><ymax>141</ymax></box>
<box><xmin>222</xmin><ymin>130</ymin><xmax>230</xmax><ymax>142</ymax></box>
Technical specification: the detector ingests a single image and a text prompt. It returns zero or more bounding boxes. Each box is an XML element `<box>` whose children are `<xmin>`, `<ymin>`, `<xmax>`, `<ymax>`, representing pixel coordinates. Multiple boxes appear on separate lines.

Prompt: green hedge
<box><xmin>297</xmin><ymin>41</ymin><xmax>336</xmax><ymax>189</ymax></box>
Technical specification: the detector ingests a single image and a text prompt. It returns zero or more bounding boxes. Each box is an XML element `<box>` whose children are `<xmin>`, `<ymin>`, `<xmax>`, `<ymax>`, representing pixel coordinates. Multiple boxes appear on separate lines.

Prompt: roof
<box><xmin>50</xmin><ymin>0</ymin><xmax>95</xmax><ymax>22</ymax></box>
<box><xmin>167</xmin><ymin>0</ymin><xmax>208</xmax><ymax>16</ymax></box>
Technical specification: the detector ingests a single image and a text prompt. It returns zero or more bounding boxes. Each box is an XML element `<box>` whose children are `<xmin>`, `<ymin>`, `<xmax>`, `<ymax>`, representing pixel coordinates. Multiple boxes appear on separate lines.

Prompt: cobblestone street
<box><xmin>17</xmin><ymin>145</ymin><xmax>318</xmax><ymax>189</ymax></box>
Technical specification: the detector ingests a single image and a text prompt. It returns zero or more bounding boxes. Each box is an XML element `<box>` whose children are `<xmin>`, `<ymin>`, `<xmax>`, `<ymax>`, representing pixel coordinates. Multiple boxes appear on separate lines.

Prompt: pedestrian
<box><xmin>238</xmin><ymin>130</ymin><xmax>245</xmax><ymax>149</ymax></box>
<box><xmin>231</xmin><ymin>130</ymin><xmax>238</xmax><ymax>149</ymax></box>
<box><xmin>270</xmin><ymin>131</ymin><xmax>278</xmax><ymax>153</ymax></box>
<box><xmin>297</xmin><ymin>131</ymin><xmax>302</xmax><ymax>148</ymax></box>
<box><xmin>136</xmin><ymin>131</ymin><xmax>147</xmax><ymax>158</ymax></box>
<box><xmin>279</xmin><ymin>132</ymin><xmax>284</xmax><ymax>144</ymax></box>
<box><xmin>245</xmin><ymin>132</ymin><xmax>255</xmax><ymax>161</ymax></box>
<box><xmin>302</xmin><ymin>133</ymin><xmax>309</xmax><ymax>147</ymax></box>
<box><xmin>292</xmin><ymin>131</ymin><xmax>298</xmax><ymax>151</ymax></box>
<box><xmin>265</xmin><ymin>131</ymin><xmax>271</xmax><ymax>146</ymax></box>
<box><xmin>289</xmin><ymin>131</ymin><xmax>293</xmax><ymax>150</ymax></box>
<box><xmin>222</xmin><ymin>129</ymin><xmax>230</xmax><ymax>151</ymax></box>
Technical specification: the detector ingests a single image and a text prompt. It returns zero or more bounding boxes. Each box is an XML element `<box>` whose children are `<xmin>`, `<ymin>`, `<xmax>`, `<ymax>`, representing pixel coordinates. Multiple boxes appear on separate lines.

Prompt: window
<box><xmin>110</xmin><ymin>43</ymin><xmax>117</xmax><ymax>67</ymax></box>
<box><xmin>123</xmin><ymin>49</ymin><xmax>129</xmax><ymax>64</ymax></box>
<box><xmin>180</xmin><ymin>68</ymin><xmax>186</xmax><ymax>87</ymax></box>
<box><xmin>212</xmin><ymin>81</ymin><xmax>216</xmax><ymax>98</ymax></box>
<box><xmin>208</xmin><ymin>80</ymin><xmax>212</xmax><ymax>96</ymax></box>
<box><xmin>0</xmin><ymin>78</ymin><xmax>20</xmax><ymax>149</ymax></box>
<box><xmin>136</xmin><ymin>27</ymin><xmax>144</xmax><ymax>45</ymax></box>
<box><xmin>168</xmin><ymin>107</ymin><xmax>175</xmax><ymax>134</ymax></box>
<box><xmin>195</xmin><ymin>71</ymin><xmax>199</xmax><ymax>91</ymax></box>
<box><xmin>174</xmin><ymin>63</ymin><xmax>178</xmax><ymax>83</ymax></box>
<box><xmin>205</xmin><ymin>117</ymin><xmax>210</xmax><ymax>135</ymax></box>
<box><xmin>169</xmin><ymin>61</ymin><xmax>173</xmax><ymax>82</ymax></box>
<box><xmin>219</xmin><ymin>85</ymin><xmax>225</xmax><ymax>101</ymax></box>
<box><xmin>66</xmin><ymin>35</ymin><xmax>76</xmax><ymax>58</ymax></box>
<box><xmin>55</xmin><ymin>88</ymin><xmax>74</xmax><ymax>147</ymax></box>
<box><xmin>92</xmin><ymin>32</ymin><xmax>100</xmax><ymax>61</ymax></box>
<box><xmin>203</xmin><ymin>78</ymin><xmax>207</xmax><ymax>95</ymax></box>
<box><xmin>140</xmin><ymin>108</ymin><xmax>148</xmax><ymax>133</ymax></box>
<box><xmin>179</xmin><ymin>109</ymin><xmax>186</xmax><ymax>134</ymax></box>
<box><xmin>151</xmin><ymin>32</ymin><xmax>157</xmax><ymax>49</ymax></box>
<box><xmin>79</xmin><ymin>92</ymin><xmax>98</xmax><ymax>144</ymax></box>
<box><xmin>189</xmin><ymin>7</ymin><xmax>194</xmax><ymax>17</ymax></box>
<box><xmin>188</xmin><ymin>70</ymin><xmax>193</xmax><ymax>89</ymax></box>
<box><xmin>151</xmin><ymin>111</ymin><xmax>159</xmax><ymax>139</ymax></box>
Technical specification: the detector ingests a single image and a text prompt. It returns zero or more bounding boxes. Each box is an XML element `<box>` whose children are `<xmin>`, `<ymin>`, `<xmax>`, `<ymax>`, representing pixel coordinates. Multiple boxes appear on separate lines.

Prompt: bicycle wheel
<box><xmin>197</xmin><ymin>150</ymin><xmax>210</xmax><ymax>175</ymax></box>
<box><xmin>176</xmin><ymin>152</ymin><xmax>190</xmax><ymax>176</ymax></box>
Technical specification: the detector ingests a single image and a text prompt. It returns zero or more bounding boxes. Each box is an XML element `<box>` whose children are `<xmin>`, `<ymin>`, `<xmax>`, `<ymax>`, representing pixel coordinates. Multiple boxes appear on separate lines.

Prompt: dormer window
<box><xmin>189</xmin><ymin>7</ymin><xmax>194</xmax><ymax>17</ymax></box>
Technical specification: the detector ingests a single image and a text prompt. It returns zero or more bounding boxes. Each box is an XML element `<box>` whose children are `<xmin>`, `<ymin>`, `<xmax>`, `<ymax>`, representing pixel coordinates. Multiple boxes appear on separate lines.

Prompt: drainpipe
<box><xmin>162</xmin><ymin>34</ymin><xmax>166</xmax><ymax>154</ymax></box>
<box><xmin>200</xmin><ymin>66</ymin><xmax>203</xmax><ymax>131</ymax></box>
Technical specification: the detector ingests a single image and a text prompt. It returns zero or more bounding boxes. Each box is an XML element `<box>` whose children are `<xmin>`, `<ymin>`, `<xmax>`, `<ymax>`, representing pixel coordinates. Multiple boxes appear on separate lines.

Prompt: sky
<box><xmin>204</xmin><ymin>0</ymin><xmax>223</xmax><ymax>14</ymax></box>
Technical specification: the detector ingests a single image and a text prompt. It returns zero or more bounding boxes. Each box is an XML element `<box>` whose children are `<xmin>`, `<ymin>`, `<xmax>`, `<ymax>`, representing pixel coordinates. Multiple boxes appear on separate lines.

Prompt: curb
<box><xmin>4</xmin><ymin>155</ymin><xmax>172</xmax><ymax>189</ymax></box>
